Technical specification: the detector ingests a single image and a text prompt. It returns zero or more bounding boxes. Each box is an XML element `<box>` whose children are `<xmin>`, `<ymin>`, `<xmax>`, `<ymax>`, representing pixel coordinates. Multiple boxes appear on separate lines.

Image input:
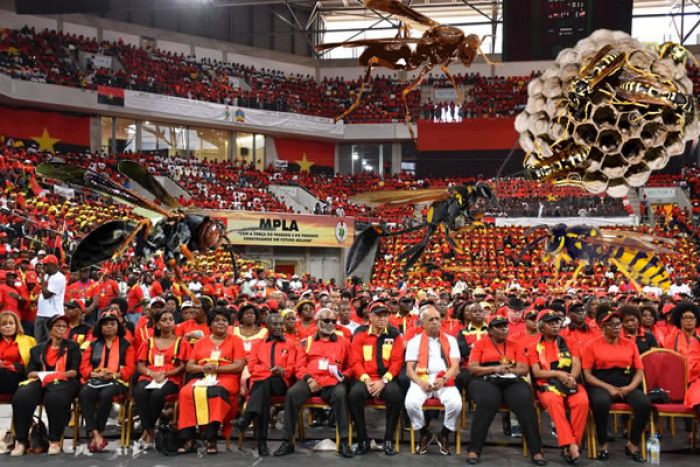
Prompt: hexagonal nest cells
<box><xmin>517</xmin><ymin>30</ymin><xmax>700</xmax><ymax>197</ymax></box>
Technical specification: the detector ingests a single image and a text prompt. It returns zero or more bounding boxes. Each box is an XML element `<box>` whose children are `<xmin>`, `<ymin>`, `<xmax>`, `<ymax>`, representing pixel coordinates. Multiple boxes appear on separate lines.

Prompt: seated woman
<box><xmin>620</xmin><ymin>304</ymin><xmax>658</xmax><ymax>355</ymax></box>
<box><xmin>528</xmin><ymin>310</ymin><xmax>589</xmax><ymax>464</ymax></box>
<box><xmin>178</xmin><ymin>307</ymin><xmax>245</xmax><ymax>455</ymax></box>
<box><xmin>232</xmin><ymin>302</ymin><xmax>268</xmax><ymax>355</ymax></box>
<box><xmin>133</xmin><ymin>308</ymin><xmax>190</xmax><ymax>447</ymax></box>
<box><xmin>11</xmin><ymin>315</ymin><xmax>81</xmax><ymax>456</ymax></box>
<box><xmin>79</xmin><ymin>310</ymin><xmax>136</xmax><ymax>452</ymax></box>
<box><xmin>682</xmin><ymin>304</ymin><xmax>700</xmax><ymax>417</ymax></box>
<box><xmin>582</xmin><ymin>304</ymin><xmax>650</xmax><ymax>462</ymax></box>
<box><xmin>466</xmin><ymin>314</ymin><xmax>545</xmax><ymax>466</ymax></box>
<box><xmin>0</xmin><ymin>311</ymin><xmax>35</xmax><ymax>396</ymax></box>
<box><xmin>664</xmin><ymin>302</ymin><xmax>699</xmax><ymax>354</ymax></box>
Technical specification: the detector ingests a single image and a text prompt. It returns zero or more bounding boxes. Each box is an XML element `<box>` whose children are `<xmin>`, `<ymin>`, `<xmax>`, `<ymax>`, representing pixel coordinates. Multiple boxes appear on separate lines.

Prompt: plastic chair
<box><xmin>641</xmin><ymin>348</ymin><xmax>697</xmax><ymax>450</ymax></box>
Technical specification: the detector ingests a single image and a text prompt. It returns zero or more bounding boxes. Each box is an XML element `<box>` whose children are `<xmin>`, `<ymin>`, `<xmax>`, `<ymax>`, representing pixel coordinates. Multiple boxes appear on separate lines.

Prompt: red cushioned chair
<box><xmin>641</xmin><ymin>348</ymin><xmax>697</xmax><ymax>449</ymax></box>
<box><xmin>299</xmin><ymin>396</ymin><xmax>344</xmax><ymax>450</ymax></box>
<box><xmin>410</xmin><ymin>397</ymin><xmax>462</xmax><ymax>454</ymax></box>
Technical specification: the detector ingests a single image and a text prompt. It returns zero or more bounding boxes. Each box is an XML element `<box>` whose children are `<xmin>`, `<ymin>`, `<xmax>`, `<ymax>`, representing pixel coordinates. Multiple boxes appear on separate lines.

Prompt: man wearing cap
<box><xmin>274</xmin><ymin>308</ymin><xmax>353</xmax><ymax>458</ymax></box>
<box><xmin>389</xmin><ymin>294</ymin><xmax>416</xmax><ymax>334</ymax></box>
<box><xmin>64</xmin><ymin>300</ymin><xmax>91</xmax><ymax>346</ymax></box>
<box><xmin>405</xmin><ymin>305</ymin><xmax>461</xmax><ymax>455</ymax></box>
<box><xmin>235</xmin><ymin>314</ymin><xmax>297</xmax><ymax>456</ymax></box>
<box><xmin>0</xmin><ymin>270</ymin><xmax>27</xmax><ymax>318</ymax></box>
<box><xmin>35</xmin><ymin>255</ymin><xmax>66</xmax><ymax>343</ymax></box>
<box><xmin>176</xmin><ymin>300</ymin><xmax>210</xmax><ymax>345</ymax></box>
<box><xmin>348</xmin><ymin>301</ymin><xmax>405</xmax><ymax>456</ymax></box>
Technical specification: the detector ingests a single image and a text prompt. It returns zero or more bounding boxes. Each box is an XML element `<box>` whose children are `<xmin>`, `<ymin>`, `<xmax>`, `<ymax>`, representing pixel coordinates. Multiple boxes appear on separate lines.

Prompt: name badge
<box><xmin>243</xmin><ymin>341</ymin><xmax>252</xmax><ymax>352</ymax></box>
<box><xmin>210</xmin><ymin>350</ymin><xmax>221</xmax><ymax>361</ymax></box>
<box><xmin>153</xmin><ymin>354</ymin><xmax>165</xmax><ymax>367</ymax></box>
<box><xmin>318</xmin><ymin>358</ymin><xmax>329</xmax><ymax>370</ymax></box>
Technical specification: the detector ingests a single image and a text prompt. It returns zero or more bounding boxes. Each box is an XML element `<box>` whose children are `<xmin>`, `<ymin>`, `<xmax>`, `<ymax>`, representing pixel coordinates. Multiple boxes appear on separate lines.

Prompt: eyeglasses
<box><xmin>319</xmin><ymin>318</ymin><xmax>336</xmax><ymax>324</ymax></box>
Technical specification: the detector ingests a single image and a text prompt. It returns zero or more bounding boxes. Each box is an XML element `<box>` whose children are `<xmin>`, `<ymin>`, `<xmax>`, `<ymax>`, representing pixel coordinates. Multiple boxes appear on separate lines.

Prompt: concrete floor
<box><xmin>0</xmin><ymin>405</ymin><xmax>697</xmax><ymax>466</ymax></box>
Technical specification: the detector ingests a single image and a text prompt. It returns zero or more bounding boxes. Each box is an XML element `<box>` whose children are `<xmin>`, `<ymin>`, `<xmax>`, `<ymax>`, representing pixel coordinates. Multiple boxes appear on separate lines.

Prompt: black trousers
<box><xmin>0</xmin><ymin>368</ymin><xmax>23</xmax><ymax>394</ymax></box>
<box><xmin>244</xmin><ymin>376</ymin><xmax>287</xmax><ymax>440</ymax></box>
<box><xmin>78</xmin><ymin>382</ymin><xmax>127</xmax><ymax>432</ymax></box>
<box><xmin>456</xmin><ymin>368</ymin><xmax>472</xmax><ymax>396</ymax></box>
<box><xmin>132</xmin><ymin>380</ymin><xmax>179</xmax><ymax>431</ymax></box>
<box><xmin>282</xmin><ymin>380</ymin><xmax>349</xmax><ymax>441</ymax></box>
<box><xmin>588</xmin><ymin>386</ymin><xmax>651</xmax><ymax>445</ymax></box>
<box><xmin>348</xmin><ymin>380</ymin><xmax>403</xmax><ymax>441</ymax></box>
<box><xmin>12</xmin><ymin>379</ymin><xmax>80</xmax><ymax>443</ymax></box>
<box><xmin>179</xmin><ymin>423</ymin><xmax>221</xmax><ymax>442</ymax></box>
<box><xmin>468</xmin><ymin>378</ymin><xmax>542</xmax><ymax>456</ymax></box>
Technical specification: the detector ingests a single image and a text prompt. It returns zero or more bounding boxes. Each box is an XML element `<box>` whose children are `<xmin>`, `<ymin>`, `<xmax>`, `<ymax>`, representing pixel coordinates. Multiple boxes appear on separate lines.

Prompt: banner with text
<box><xmin>209</xmin><ymin>210</ymin><xmax>355</xmax><ymax>248</ymax></box>
<box><xmin>123</xmin><ymin>90</ymin><xmax>344</xmax><ymax>136</ymax></box>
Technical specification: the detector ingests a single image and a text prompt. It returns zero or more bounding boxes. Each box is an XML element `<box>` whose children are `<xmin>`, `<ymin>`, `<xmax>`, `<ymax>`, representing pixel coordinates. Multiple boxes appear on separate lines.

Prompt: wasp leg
<box><xmin>399</xmin><ymin>223</ymin><xmax>436</xmax><ymax>271</ymax></box>
<box><xmin>345</xmin><ymin>224</ymin><xmax>387</xmax><ymax>275</ymax></box>
<box><xmin>444</xmin><ymin>226</ymin><xmax>465</xmax><ymax>255</ymax></box>
<box><xmin>402</xmin><ymin>63</ymin><xmax>434</xmax><ymax>141</ymax></box>
<box><xmin>440</xmin><ymin>64</ymin><xmax>464</xmax><ymax>106</ymax></box>
<box><xmin>609</xmin><ymin>258</ymin><xmax>642</xmax><ymax>292</ymax></box>
<box><xmin>112</xmin><ymin>219</ymin><xmax>151</xmax><ymax>261</ymax></box>
<box><xmin>565</xmin><ymin>260</ymin><xmax>588</xmax><ymax>289</ymax></box>
<box><xmin>335</xmin><ymin>56</ymin><xmax>379</xmax><ymax>122</ymax></box>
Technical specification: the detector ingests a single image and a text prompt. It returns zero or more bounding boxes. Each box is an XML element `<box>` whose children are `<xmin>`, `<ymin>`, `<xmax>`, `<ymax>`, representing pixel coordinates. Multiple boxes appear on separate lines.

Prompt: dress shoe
<box><xmin>383</xmin><ymin>440</ymin><xmax>396</xmax><ymax>456</ymax></box>
<box><xmin>273</xmin><ymin>440</ymin><xmax>295</xmax><ymax>456</ymax></box>
<box><xmin>625</xmin><ymin>446</ymin><xmax>645</xmax><ymax>463</ymax></box>
<box><xmin>339</xmin><ymin>440</ymin><xmax>354</xmax><ymax>458</ymax></box>
<box><xmin>418</xmin><ymin>427</ymin><xmax>432</xmax><ymax>455</ymax></box>
<box><xmin>258</xmin><ymin>441</ymin><xmax>270</xmax><ymax>457</ymax></box>
<box><xmin>436</xmin><ymin>430</ymin><xmax>451</xmax><ymax>455</ymax></box>
<box><xmin>355</xmin><ymin>439</ymin><xmax>371</xmax><ymax>455</ymax></box>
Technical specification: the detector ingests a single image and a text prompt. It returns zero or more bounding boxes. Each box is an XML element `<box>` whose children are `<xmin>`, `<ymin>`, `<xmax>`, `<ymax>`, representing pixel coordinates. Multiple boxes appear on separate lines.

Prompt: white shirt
<box><xmin>405</xmin><ymin>333</ymin><xmax>460</xmax><ymax>382</ymax></box>
<box><xmin>338</xmin><ymin>320</ymin><xmax>361</xmax><ymax>335</ymax></box>
<box><xmin>670</xmin><ymin>283</ymin><xmax>692</xmax><ymax>296</ymax></box>
<box><xmin>37</xmin><ymin>271</ymin><xmax>66</xmax><ymax>318</ymax></box>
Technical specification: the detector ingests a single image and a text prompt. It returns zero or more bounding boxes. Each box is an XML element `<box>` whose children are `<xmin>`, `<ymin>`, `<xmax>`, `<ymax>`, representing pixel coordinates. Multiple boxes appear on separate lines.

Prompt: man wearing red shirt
<box><xmin>274</xmin><ymin>308</ymin><xmax>353</xmax><ymax>458</ymax></box>
<box><xmin>85</xmin><ymin>273</ymin><xmax>120</xmax><ymax>322</ymax></box>
<box><xmin>0</xmin><ymin>270</ymin><xmax>28</xmax><ymax>317</ymax></box>
<box><xmin>126</xmin><ymin>273</ymin><xmax>147</xmax><ymax>324</ymax></box>
<box><xmin>66</xmin><ymin>268</ymin><xmax>94</xmax><ymax>303</ymax></box>
<box><xmin>560</xmin><ymin>302</ymin><xmax>600</xmax><ymax>350</ymax></box>
<box><xmin>348</xmin><ymin>301</ymin><xmax>404</xmax><ymax>456</ymax></box>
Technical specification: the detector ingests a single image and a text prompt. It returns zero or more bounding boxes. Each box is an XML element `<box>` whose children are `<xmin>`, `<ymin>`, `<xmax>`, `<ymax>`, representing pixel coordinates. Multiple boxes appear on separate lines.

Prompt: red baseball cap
<box><xmin>41</xmin><ymin>254</ymin><xmax>59</xmax><ymax>265</ymax></box>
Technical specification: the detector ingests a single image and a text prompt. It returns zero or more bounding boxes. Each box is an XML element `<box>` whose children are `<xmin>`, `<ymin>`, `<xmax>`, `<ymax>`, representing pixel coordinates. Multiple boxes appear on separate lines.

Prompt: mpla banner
<box><xmin>208</xmin><ymin>210</ymin><xmax>355</xmax><ymax>248</ymax></box>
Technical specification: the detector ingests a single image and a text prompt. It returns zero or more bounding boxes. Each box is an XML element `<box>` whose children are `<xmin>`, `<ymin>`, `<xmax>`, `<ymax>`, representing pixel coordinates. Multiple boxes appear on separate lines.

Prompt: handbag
<box><xmin>647</xmin><ymin>387</ymin><xmax>670</xmax><ymax>404</ymax></box>
<box><xmin>155</xmin><ymin>422</ymin><xmax>180</xmax><ymax>456</ymax></box>
<box><xmin>28</xmin><ymin>416</ymin><xmax>49</xmax><ymax>454</ymax></box>
<box><xmin>87</xmin><ymin>378</ymin><xmax>116</xmax><ymax>389</ymax></box>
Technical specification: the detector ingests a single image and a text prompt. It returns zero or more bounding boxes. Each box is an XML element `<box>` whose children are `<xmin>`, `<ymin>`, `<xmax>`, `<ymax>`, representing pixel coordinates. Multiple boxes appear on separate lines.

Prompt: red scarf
<box><xmin>416</xmin><ymin>331</ymin><xmax>455</xmax><ymax>386</ymax></box>
<box><xmin>99</xmin><ymin>339</ymin><xmax>121</xmax><ymax>373</ymax></box>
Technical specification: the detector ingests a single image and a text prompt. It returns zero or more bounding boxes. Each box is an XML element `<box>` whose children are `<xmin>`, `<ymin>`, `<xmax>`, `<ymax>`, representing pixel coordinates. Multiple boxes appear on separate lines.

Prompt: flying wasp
<box><xmin>315</xmin><ymin>0</ymin><xmax>494</xmax><ymax>140</ymax></box>
<box><xmin>36</xmin><ymin>161</ymin><xmax>233</xmax><ymax>272</ymax></box>
<box><xmin>655</xmin><ymin>41</ymin><xmax>699</xmax><ymax>66</ymax></box>
<box><xmin>345</xmin><ymin>182</ymin><xmax>493</xmax><ymax>274</ymax></box>
<box><xmin>518</xmin><ymin>224</ymin><xmax>678</xmax><ymax>291</ymax></box>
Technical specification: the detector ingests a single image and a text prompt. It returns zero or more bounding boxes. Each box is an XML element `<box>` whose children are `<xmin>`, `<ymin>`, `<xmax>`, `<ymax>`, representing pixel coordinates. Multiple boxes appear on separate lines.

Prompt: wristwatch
<box><xmin>382</xmin><ymin>376</ymin><xmax>390</xmax><ymax>384</ymax></box>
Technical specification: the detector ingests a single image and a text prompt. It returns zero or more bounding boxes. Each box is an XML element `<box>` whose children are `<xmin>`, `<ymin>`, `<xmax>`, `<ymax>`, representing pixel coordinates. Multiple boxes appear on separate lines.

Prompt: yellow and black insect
<box><xmin>518</xmin><ymin>224</ymin><xmax>678</xmax><ymax>291</ymax></box>
<box><xmin>656</xmin><ymin>41</ymin><xmax>699</xmax><ymax>66</ymax></box>
<box><xmin>616</xmin><ymin>78</ymin><xmax>696</xmax><ymax>127</ymax></box>
<box><xmin>567</xmin><ymin>44</ymin><xmax>626</xmax><ymax>118</ymax></box>
<box><xmin>525</xmin><ymin>143</ymin><xmax>590</xmax><ymax>181</ymax></box>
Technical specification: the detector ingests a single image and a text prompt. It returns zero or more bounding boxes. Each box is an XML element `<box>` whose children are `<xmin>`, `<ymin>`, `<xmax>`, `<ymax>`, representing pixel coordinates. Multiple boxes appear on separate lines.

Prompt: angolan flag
<box><xmin>97</xmin><ymin>85</ymin><xmax>124</xmax><ymax>106</ymax></box>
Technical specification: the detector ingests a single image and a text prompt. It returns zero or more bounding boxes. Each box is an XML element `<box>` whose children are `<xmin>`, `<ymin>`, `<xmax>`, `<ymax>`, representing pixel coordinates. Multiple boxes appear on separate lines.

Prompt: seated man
<box><xmin>274</xmin><ymin>308</ymin><xmax>354</xmax><ymax>458</ymax></box>
<box><xmin>348</xmin><ymin>300</ymin><xmax>405</xmax><ymax>456</ymax></box>
<box><xmin>235</xmin><ymin>314</ymin><xmax>297</xmax><ymax>456</ymax></box>
<box><xmin>405</xmin><ymin>305</ymin><xmax>462</xmax><ymax>455</ymax></box>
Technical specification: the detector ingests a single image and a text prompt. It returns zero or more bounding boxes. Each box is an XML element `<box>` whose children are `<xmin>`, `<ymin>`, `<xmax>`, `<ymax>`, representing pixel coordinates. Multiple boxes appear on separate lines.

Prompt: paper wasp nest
<box><xmin>517</xmin><ymin>30</ymin><xmax>700</xmax><ymax>197</ymax></box>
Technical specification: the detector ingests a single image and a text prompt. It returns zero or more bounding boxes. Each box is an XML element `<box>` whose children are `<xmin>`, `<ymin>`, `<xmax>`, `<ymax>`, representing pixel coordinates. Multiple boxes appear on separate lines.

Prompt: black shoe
<box><xmin>339</xmin><ymin>440</ymin><xmax>354</xmax><ymax>458</ymax></box>
<box><xmin>418</xmin><ymin>428</ymin><xmax>432</xmax><ymax>455</ymax></box>
<box><xmin>383</xmin><ymin>440</ymin><xmax>396</xmax><ymax>456</ymax></box>
<box><xmin>625</xmin><ymin>446</ymin><xmax>645</xmax><ymax>463</ymax></box>
<box><xmin>355</xmin><ymin>439</ymin><xmax>371</xmax><ymax>456</ymax></box>
<box><xmin>327</xmin><ymin>411</ymin><xmax>336</xmax><ymax>428</ymax></box>
<box><xmin>596</xmin><ymin>450</ymin><xmax>609</xmax><ymax>461</ymax></box>
<box><xmin>258</xmin><ymin>441</ymin><xmax>270</xmax><ymax>457</ymax></box>
<box><xmin>531</xmin><ymin>454</ymin><xmax>547</xmax><ymax>466</ymax></box>
<box><xmin>466</xmin><ymin>452</ymin><xmax>480</xmax><ymax>464</ymax></box>
<box><xmin>273</xmin><ymin>440</ymin><xmax>295</xmax><ymax>456</ymax></box>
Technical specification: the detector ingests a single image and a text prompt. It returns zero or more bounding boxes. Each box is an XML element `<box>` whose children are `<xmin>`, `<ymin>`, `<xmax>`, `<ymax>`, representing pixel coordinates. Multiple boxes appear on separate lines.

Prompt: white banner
<box><xmin>124</xmin><ymin>90</ymin><xmax>344</xmax><ymax>136</ymax></box>
<box><xmin>643</xmin><ymin>187</ymin><xmax>677</xmax><ymax>199</ymax></box>
<box><xmin>434</xmin><ymin>87</ymin><xmax>458</xmax><ymax>101</ymax></box>
<box><xmin>53</xmin><ymin>184</ymin><xmax>75</xmax><ymax>199</ymax></box>
<box><xmin>86</xmin><ymin>53</ymin><xmax>112</xmax><ymax>69</ymax></box>
<box><xmin>274</xmin><ymin>159</ymin><xmax>289</xmax><ymax>169</ymax></box>
<box><xmin>495</xmin><ymin>216</ymin><xmax>638</xmax><ymax>227</ymax></box>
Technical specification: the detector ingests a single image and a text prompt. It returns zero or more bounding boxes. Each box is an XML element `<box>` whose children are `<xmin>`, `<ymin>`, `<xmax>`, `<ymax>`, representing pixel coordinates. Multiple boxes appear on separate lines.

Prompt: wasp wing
<box><xmin>70</xmin><ymin>220</ymin><xmax>147</xmax><ymax>271</ymax></box>
<box><xmin>365</xmin><ymin>0</ymin><xmax>439</xmax><ymax>30</ymax></box>
<box><xmin>615</xmin><ymin>88</ymin><xmax>675</xmax><ymax>109</ymax></box>
<box><xmin>349</xmin><ymin>187</ymin><xmax>450</xmax><ymax>207</ymax></box>
<box><xmin>589</xmin><ymin>230</ymin><xmax>678</xmax><ymax>256</ymax></box>
<box><xmin>579</xmin><ymin>44</ymin><xmax>614</xmax><ymax>77</ymax></box>
<box><xmin>37</xmin><ymin>162</ymin><xmax>173</xmax><ymax>217</ymax></box>
<box><xmin>598</xmin><ymin>229</ymin><xmax>677</xmax><ymax>247</ymax></box>
<box><xmin>315</xmin><ymin>37</ymin><xmax>421</xmax><ymax>51</ymax></box>
<box><xmin>118</xmin><ymin>160</ymin><xmax>182</xmax><ymax>210</ymax></box>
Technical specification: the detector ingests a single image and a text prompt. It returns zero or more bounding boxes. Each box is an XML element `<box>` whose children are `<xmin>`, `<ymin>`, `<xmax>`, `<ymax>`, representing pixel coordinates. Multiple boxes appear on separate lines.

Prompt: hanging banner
<box><xmin>123</xmin><ymin>90</ymin><xmax>344</xmax><ymax>136</ymax></box>
<box><xmin>417</xmin><ymin>118</ymin><xmax>519</xmax><ymax>151</ymax></box>
<box><xmin>434</xmin><ymin>88</ymin><xmax>459</xmax><ymax>101</ymax></box>
<box><xmin>495</xmin><ymin>216</ymin><xmax>638</xmax><ymax>227</ymax></box>
<box><xmin>208</xmin><ymin>210</ymin><xmax>355</xmax><ymax>248</ymax></box>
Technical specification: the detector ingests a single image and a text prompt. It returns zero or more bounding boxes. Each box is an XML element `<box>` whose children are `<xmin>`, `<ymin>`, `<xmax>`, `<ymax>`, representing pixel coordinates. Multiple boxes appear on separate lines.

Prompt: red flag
<box><xmin>29</xmin><ymin>175</ymin><xmax>42</xmax><ymax>196</ymax></box>
<box><xmin>274</xmin><ymin>137</ymin><xmax>335</xmax><ymax>170</ymax></box>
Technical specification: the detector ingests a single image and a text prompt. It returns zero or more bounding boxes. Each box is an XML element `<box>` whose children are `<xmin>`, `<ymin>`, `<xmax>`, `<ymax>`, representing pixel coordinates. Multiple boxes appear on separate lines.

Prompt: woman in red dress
<box><xmin>178</xmin><ymin>307</ymin><xmax>245</xmax><ymax>455</ymax></box>
<box><xmin>664</xmin><ymin>302</ymin><xmax>700</xmax><ymax>355</ymax></box>
<box><xmin>528</xmin><ymin>310</ymin><xmax>588</xmax><ymax>464</ymax></box>
<box><xmin>133</xmin><ymin>308</ymin><xmax>190</xmax><ymax>446</ymax></box>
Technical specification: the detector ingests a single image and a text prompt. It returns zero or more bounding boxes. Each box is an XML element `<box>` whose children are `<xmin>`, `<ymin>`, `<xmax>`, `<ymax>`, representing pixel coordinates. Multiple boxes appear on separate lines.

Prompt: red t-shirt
<box><xmin>468</xmin><ymin>336</ymin><xmax>527</xmax><ymax>366</ymax></box>
<box><xmin>137</xmin><ymin>336</ymin><xmax>192</xmax><ymax>385</ymax></box>
<box><xmin>581</xmin><ymin>335</ymin><xmax>643</xmax><ymax>371</ymax></box>
<box><xmin>127</xmin><ymin>284</ymin><xmax>145</xmax><ymax>314</ymax></box>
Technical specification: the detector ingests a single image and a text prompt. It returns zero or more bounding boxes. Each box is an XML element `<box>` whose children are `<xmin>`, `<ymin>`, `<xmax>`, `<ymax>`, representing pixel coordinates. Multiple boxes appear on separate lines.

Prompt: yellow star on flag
<box><xmin>296</xmin><ymin>153</ymin><xmax>314</xmax><ymax>172</ymax></box>
<box><xmin>546</xmin><ymin>194</ymin><xmax>558</xmax><ymax>202</ymax></box>
<box><xmin>31</xmin><ymin>127</ymin><xmax>61</xmax><ymax>153</ymax></box>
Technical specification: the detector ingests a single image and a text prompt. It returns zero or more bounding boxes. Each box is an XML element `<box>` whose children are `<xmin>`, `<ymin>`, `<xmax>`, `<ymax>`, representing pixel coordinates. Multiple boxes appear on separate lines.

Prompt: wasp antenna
<box><xmin>478</xmin><ymin>47</ymin><xmax>498</xmax><ymax>66</ymax></box>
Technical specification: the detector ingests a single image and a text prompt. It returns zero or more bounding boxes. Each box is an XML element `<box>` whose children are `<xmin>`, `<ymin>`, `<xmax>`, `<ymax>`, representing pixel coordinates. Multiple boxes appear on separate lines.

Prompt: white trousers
<box><xmin>405</xmin><ymin>383</ymin><xmax>462</xmax><ymax>431</ymax></box>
